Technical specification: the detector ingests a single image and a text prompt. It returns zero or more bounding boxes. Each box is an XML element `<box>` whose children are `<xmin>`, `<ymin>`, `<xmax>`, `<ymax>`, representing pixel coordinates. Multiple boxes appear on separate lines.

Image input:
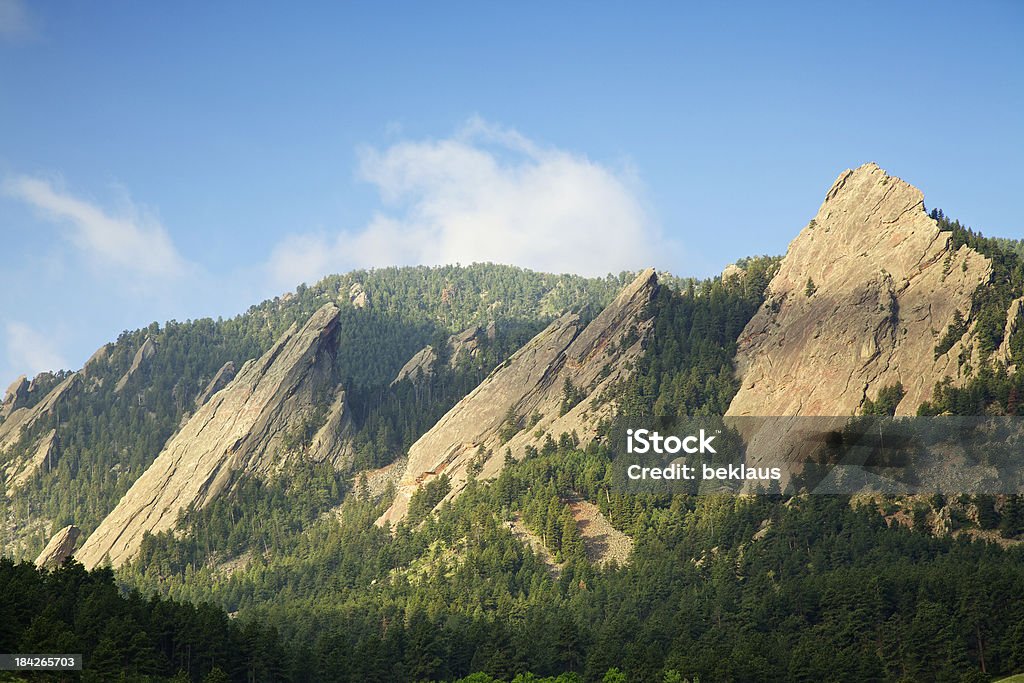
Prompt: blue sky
<box><xmin>1</xmin><ymin>1</ymin><xmax>1022</xmax><ymax>385</ymax></box>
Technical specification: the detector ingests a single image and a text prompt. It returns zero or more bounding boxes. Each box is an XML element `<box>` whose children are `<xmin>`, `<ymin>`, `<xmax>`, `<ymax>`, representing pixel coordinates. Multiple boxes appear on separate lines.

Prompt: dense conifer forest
<box><xmin>3</xmin><ymin>249</ymin><xmax>1024</xmax><ymax>681</ymax></box>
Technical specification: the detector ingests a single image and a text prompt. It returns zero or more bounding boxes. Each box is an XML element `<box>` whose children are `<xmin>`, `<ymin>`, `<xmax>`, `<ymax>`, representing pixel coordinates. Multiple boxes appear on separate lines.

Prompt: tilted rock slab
<box><xmin>0</xmin><ymin>374</ymin><xmax>82</xmax><ymax>494</ymax></box>
<box><xmin>35</xmin><ymin>525</ymin><xmax>80</xmax><ymax>569</ymax></box>
<box><xmin>76</xmin><ymin>304</ymin><xmax>341</xmax><ymax>569</ymax></box>
<box><xmin>378</xmin><ymin>269</ymin><xmax>658</xmax><ymax>525</ymax></box>
<box><xmin>725</xmin><ymin>163</ymin><xmax>992</xmax><ymax>463</ymax></box>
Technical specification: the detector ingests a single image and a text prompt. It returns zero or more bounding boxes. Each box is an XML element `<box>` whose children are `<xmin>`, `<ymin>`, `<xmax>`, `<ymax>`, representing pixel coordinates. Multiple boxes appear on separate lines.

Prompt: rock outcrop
<box><xmin>309</xmin><ymin>386</ymin><xmax>356</xmax><ymax>470</ymax></box>
<box><xmin>725</xmin><ymin>163</ymin><xmax>992</xmax><ymax>463</ymax></box>
<box><xmin>378</xmin><ymin>269</ymin><xmax>658</xmax><ymax>525</ymax></box>
<box><xmin>0</xmin><ymin>370</ymin><xmax>80</xmax><ymax>483</ymax></box>
<box><xmin>115</xmin><ymin>336</ymin><xmax>158</xmax><ymax>393</ymax></box>
<box><xmin>82</xmin><ymin>343</ymin><xmax>111</xmax><ymax>378</ymax></box>
<box><xmin>195</xmin><ymin>361</ymin><xmax>237</xmax><ymax>407</ymax></box>
<box><xmin>1</xmin><ymin>376</ymin><xmax>29</xmax><ymax>419</ymax></box>
<box><xmin>349</xmin><ymin>282</ymin><xmax>369</xmax><ymax>309</ymax></box>
<box><xmin>76</xmin><ymin>304</ymin><xmax>342</xmax><ymax>569</ymax></box>
<box><xmin>997</xmin><ymin>296</ymin><xmax>1024</xmax><ymax>366</ymax></box>
<box><xmin>391</xmin><ymin>324</ymin><xmax>492</xmax><ymax>386</ymax></box>
<box><xmin>392</xmin><ymin>346</ymin><xmax>439</xmax><ymax>385</ymax></box>
<box><xmin>35</xmin><ymin>525</ymin><xmax>80</xmax><ymax>569</ymax></box>
<box><xmin>4</xmin><ymin>429</ymin><xmax>58</xmax><ymax>490</ymax></box>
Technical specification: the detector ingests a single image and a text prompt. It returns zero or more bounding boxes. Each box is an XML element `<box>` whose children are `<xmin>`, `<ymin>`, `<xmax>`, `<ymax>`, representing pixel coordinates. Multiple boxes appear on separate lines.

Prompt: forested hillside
<box><xmin>3</xmin><ymin>225</ymin><xmax>1024</xmax><ymax>681</ymax></box>
<box><xmin>0</xmin><ymin>265</ymin><xmax>633</xmax><ymax>559</ymax></box>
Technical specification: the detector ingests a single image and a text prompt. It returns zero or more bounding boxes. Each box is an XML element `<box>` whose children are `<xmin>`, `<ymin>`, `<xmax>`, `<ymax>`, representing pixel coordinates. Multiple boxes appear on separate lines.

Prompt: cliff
<box><xmin>725</xmin><ymin>163</ymin><xmax>992</xmax><ymax>462</ymax></box>
<box><xmin>76</xmin><ymin>304</ymin><xmax>342</xmax><ymax>569</ymax></box>
<box><xmin>378</xmin><ymin>269</ymin><xmax>658</xmax><ymax>525</ymax></box>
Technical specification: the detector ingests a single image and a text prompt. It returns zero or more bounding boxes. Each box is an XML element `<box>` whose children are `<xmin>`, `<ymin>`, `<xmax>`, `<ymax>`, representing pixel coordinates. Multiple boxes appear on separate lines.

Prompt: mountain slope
<box><xmin>77</xmin><ymin>304</ymin><xmax>342</xmax><ymax>569</ymax></box>
<box><xmin>379</xmin><ymin>269</ymin><xmax>658</xmax><ymax>524</ymax></box>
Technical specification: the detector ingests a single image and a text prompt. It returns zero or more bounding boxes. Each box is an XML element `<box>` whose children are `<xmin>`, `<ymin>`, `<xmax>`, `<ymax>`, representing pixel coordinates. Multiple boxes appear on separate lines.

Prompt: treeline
<box><xmin>0</xmin><ymin>557</ymin><xmax>289</xmax><ymax>682</ymax></box>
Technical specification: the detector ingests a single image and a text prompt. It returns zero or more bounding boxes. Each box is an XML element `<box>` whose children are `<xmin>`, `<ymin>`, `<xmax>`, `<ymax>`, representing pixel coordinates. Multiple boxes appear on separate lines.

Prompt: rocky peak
<box><xmin>725</xmin><ymin>164</ymin><xmax>992</xmax><ymax>459</ymax></box>
<box><xmin>378</xmin><ymin>268</ymin><xmax>658</xmax><ymax>525</ymax></box>
<box><xmin>76</xmin><ymin>303</ymin><xmax>342</xmax><ymax>569</ymax></box>
<box><xmin>1</xmin><ymin>375</ymin><xmax>29</xmax><ymax>418</ymax></box>
<box><xmin>115</xmin><ymin>336</ymin><xmax>158</xmax><ymax>394</ymax></box>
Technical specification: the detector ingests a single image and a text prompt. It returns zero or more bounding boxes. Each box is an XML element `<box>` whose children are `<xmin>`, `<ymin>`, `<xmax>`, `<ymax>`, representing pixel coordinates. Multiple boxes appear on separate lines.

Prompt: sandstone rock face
<box><xmin>391</xmin><ymin>345</ymin><xmax>438</xmax><ymax>385</ymax></box>
<box><xmin>0</xmin><ymin>370</ymin><xmax>80</xmax><ymax>489</ymax></box>
<box><xmin>721</xmin><ymin>263</ymin><xmax>745</xmax><ymax>282</ymax></box>
<box><xmin>195</xmin><ymin>361</ymin><xmax>237</xmax><ymax>407</ymax></box>
<box><xmin>349</xmin><ymin>282</ymin><xmax>369</xmax><ymax>309</ymax></box>
<box><xmin>4</xmin><ymin>429</ymin><xmax>58</xmax><ymax>490</ymax></box>
<box><xmin>997</xmin><ymin>296</ymin><xmax>1024</xmax><ymax>366</ymax></box>
<box><xmin>378</xmin><ymin>269</ymin><xmax>658</xmax><ymax>525</ymax></box>
<box><xmin>391</xmin><ymin>324</ymin><xmax>492</xmax><ymax>386</ymax></box>
<box><xmin>115</xmin><ymin>336</ymin><xmax>158</xmax><ymax>393</ymax></box>
<box><xmin>35</xmin><ymin>525</ymin><xmax>80</xmax><ymax>569</ymax></box>
<box><xmin>82</xmin><ymin>343</ymin><xmax>111</xmax><ymax>378</ymax></box>
<box><xmin>309</xmin><ymin>386</ymin><xmax>356</xmax><ymax>470</ymax></box>
<box><xmin>76</xmin><ymin>304</ymin><xmax>342</xmax><ymax>569</ymax></box>
<box><xmin>725</xmin><ymin>164</ymin><xmax>992</xmax><ymax>460</ymax></box>
<box><xmin>1</xmin><ymin>376</ymin><xmax>29</xmax><ymax>419</ymax></box>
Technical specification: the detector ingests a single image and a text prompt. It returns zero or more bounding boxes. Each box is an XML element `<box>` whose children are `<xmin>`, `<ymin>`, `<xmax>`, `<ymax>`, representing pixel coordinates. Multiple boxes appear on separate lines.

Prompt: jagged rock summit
<box><xmin>725</xmin><ymin>163</ymin><xmax>992</xmax><ymax>459</ymax></box>
<box><xmin>378</xmin><ymin>268</ymin><xmax>658</xmax><ymax>525</ymax></box>
<box><xmin>77</xmin><ymin>304</ymin><xmax>343</xmax><ymax>569</ymax></box>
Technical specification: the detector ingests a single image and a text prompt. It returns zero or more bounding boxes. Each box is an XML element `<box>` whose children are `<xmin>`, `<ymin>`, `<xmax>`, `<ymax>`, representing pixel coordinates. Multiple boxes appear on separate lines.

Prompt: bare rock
<box><xmin>0</xmin><ymin>373</ymin><xmax>81</xmax><ymax>456</ymax></box>
<box><xmin>309</xmin><ymin>385</ymin><xmax>356</xmax><ymax>470</ymax></box>
<box><xmin>195</xmin><ymin>361</ymin><xmax>237</xmax><ymax>407</ymax></box>
<box><xmin>115</xmin><ymin>336</ymin><xmax>158</xmax><ymax>394</ymax></box>
<box><xmin>4</xmin><ymin>429</ymin><xmax>58</xmax><ymax>491</ymax></box>
<box><xmin>82</xmin><ymin>343</ymin><xmax>112</xmax><ymax>378</ymax></box>
<box><xmin>0</xmin><ymin>375</ymin><xmax>29</xmax><ymax>419</ymax></box>
<box><xmin>349</xmin><ymin>282</ymin><xmax>369</xmax><ymax>309</ymax></box>
<box><xmin>391</xmin><ymin>346</ymin><xmax>438</xmax><ymax>385</ymax></box>
<box><xmin>35</xmin><ymin>525</ymin><xmax>81</xmax><ymax>569</ymax></box>
<box><xmin>447</xmin><ymin>325</ymin><xmax>485</xmax><ymax>366</ymax></box>
<box><xmin>725</xmin><ymin>163</ymin><xmax>992</xmax><ymax>465</ymax></box>
<box><xmin>997</xmin><ymin>296</ymin><xmax>1024</xmax><ymax>366</ymax></box>
<box><xmin>76</xmin><ymin>304</ymin><xmax>341</xmax><ymax>569</ymax></box>
<box><xmin>721</xmin><ymin>263</ymin><xmax>745</xmax><ymax>281</ymax></box>
<box><xmin>378</xmin><ymin>269</ymin><xmax>658</xmax><ymax>525</ymax></box>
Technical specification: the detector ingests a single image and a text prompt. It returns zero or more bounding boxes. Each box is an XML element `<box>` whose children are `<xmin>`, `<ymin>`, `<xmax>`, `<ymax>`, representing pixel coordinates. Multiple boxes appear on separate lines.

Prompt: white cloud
<box><xmin>0</xmin><ymin>0</ymin><xmax>32</xmax><ymax>41</ymax></box>
<box><xmin>268</xmin><ymin>119</ymin><xmax>673</xmax><ymax>287</ymax></box>
<box><xmin>3</xmin><ymin>175</ymin><xmax>187</xmax><ymax>280</ymax></box>
<box><xmin>4</xmin><ymin>321</ymin><xmax>67</xmax><ymax>378</ymax></box>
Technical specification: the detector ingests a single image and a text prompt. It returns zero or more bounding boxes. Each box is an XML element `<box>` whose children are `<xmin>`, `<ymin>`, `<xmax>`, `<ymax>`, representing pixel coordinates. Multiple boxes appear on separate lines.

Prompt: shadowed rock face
<box><xmin>35</xmin><ymin>525</ymin><xmax>80</xmax><ymax>569</ymax></box>
<box><xmin>76</xmin><ymin>304</ymin><xmax>342</xmax><ymax>569</ymax></box>
<box><xmin>725</xmin><ymin>163</ymin><xmax>992</xmax><ymax>463</ymax></box>
<box><xmin>378</xmin><ymin>269</ymin><xmax>658</xmax><ymax>525</ymax></box>
<box><xmin>195</xmin><ymin>361</ymin><xmax>238</xmax><ymax>408</ymax></box>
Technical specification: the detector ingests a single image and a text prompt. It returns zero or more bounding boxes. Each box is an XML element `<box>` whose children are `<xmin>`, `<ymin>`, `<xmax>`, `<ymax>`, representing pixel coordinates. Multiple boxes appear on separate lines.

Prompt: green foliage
<box><xmin>407</xmin><ymin>473</ymin><xmax>452</xmax><ymax>525</ymax></box>
<box><xmin>861</xmin><ymin>383</ymin><xmax>905</xmax><ymax>416</ymax></box>
<box><xmin>934</xmin><ymin>309</ymin><xmax>967</xmax><ymax>359</ymax></box>
<box><xmin>559</xmin><ymin>378</ymin><xmax>586</xmax><ymax>416</ymax></box>
<box><xmin>804</xmin><ymin>277</ymin><xmax>817</xmax><ymax>297</ymax></box>
<box><xmin>1</xmin><ymin>264</ymin><xmax>632</xmax><ymax>557</ymax></box>
<box><xmin>0</xmin><ymin>558</ymin><xmax>287</xmax><ymax>682</ymax></box>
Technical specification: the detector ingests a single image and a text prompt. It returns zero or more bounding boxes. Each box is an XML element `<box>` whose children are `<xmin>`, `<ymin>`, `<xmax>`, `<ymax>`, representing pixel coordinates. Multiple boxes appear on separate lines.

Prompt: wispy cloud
<box><xmin>268</xmin><ymin>118</ymin><xmax>673</xmax><ymax>288</ymax></box>
<box><xmin>0</xmin><ymin>0</ymin><xmax>32</xmax><ymax>41</ymax></box>
<box><xmin>4</xmin><ymin>321</ymin><xmax>67</xmax><ymax>377</ymax></box>
<box><xmin>3</xmin><ymin>175</ymin><xmax>188</xmax><ymax>280</ymax></box>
